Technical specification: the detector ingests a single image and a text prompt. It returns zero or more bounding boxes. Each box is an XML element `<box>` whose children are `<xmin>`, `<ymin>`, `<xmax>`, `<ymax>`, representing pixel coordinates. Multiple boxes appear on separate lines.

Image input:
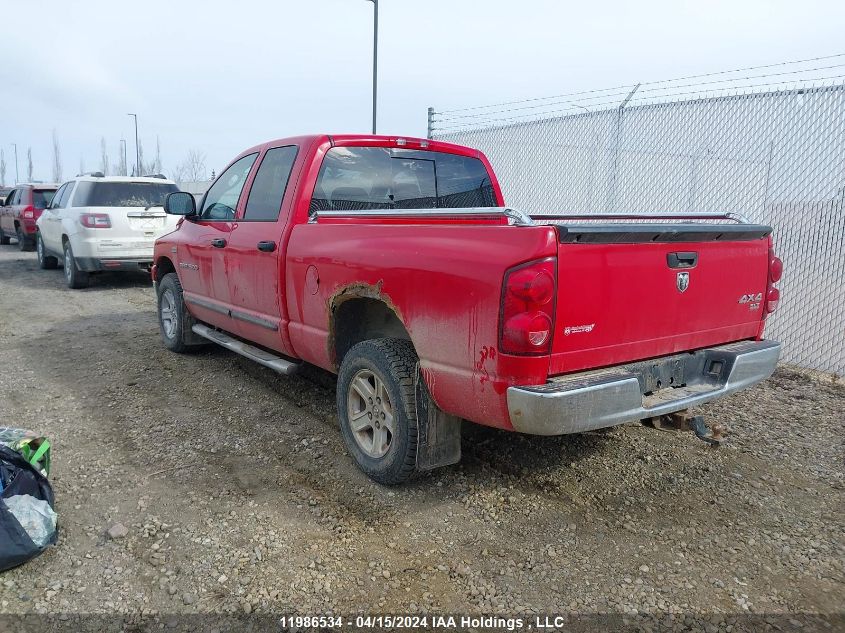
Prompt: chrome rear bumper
<box><xmin>507</xmin><ymin>340</ymin><xmax>781</xmax><ymax>435</ymax></box>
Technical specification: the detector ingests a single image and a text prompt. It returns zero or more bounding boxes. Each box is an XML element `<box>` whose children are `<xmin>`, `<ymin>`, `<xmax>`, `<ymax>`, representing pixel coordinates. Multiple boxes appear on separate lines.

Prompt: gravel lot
<box><xmin>0</xmin><ymin>247</ymin><xmax>842</xmax><ymax>630</ymax></box>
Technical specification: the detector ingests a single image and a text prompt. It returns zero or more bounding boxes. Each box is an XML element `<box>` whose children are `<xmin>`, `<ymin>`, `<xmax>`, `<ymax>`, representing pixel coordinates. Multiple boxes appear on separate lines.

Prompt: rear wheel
<box><xmin>157</xmin><ymin>272</ymin><xmax>202</xmax><ymax>353</ymax></box>
<box><xmin>337</xmin><ymin>338</ymin><xmax>419</xmax><ymax>485</ymax></box>
<box><xmin>36</xmin><ymin>233</ymin><xmax>58</xmax><ymax>269</ymax></box>
<box><xmin>16</xmin><ymin>226</ymin><xmax>33</xmax><ymax>251</ymax></box>
<box><xmin>0</xmin><ymin>230</ymin><xmax>9</xmax><ymax>245</ymax></box>
<box><xmin>63</xmin><ymin>241</ymin><xmax>89</xmax><ymax>289</ymax></box>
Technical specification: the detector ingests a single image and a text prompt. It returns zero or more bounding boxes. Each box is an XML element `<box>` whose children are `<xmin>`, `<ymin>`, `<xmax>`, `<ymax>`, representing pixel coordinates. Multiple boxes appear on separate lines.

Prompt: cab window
<box><xmin>200</xmin><ymin>153</ymin><xmax>258</xmax><ymax>220</ymax></box>
<box><xmin>243</xmin><ymin>146</ymin><xmax>298</xmax><ymax>221</ymax></box>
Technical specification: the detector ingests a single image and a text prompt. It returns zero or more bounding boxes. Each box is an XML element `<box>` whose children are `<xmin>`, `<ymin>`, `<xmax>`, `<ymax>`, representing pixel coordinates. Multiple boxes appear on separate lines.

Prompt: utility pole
<box><xmin>11</xmin><ymin>143</ymin><xmax>19</xmax><ymax>183</ymax></box>
<box><xmin>366</xmin><ymin>0</ymin><xmax>378</xmax><ymax>134</ymax></box>
<box><xmin>427</xmin><ymin>107</ymin><xmax>434</xmax><ymax>139</ymax></box>
<box><xmin>120</xmin><ymin>139</ymin><xmax>127</xmax><ymax>176</ymax></box>
<box><xmin>128</xmin><ymin>113</ymin><xmax>140</xmax><ymax>176</ymax></box>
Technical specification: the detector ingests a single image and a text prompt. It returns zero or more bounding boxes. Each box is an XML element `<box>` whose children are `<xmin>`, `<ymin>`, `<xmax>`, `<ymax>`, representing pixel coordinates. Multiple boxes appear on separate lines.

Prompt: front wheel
<box><xmin>337</xmin><ymin>338</ymin><xmax>419</xmax><ymax>485</ymax></box>
<box><xmin>63</xmin><ymin>241</ymin><xmax>89</xmax><ymax>289</ymax></box>
<box><xmin>157</xmin><ymin>272</ymin><xmax>202</xmax><ymax>353</ymax></box>
<box><xmin>36</xmin><ymin>233</ymin><xmax>58</xmax><ymax>269</ymax></box>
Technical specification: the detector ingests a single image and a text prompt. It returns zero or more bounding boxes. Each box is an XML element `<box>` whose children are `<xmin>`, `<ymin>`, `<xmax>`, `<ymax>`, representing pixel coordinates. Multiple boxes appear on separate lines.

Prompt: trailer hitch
<box><xmin>643</xmin><ymin>411</ymin><xmax>726</xmax><ymax>446</ymax></box>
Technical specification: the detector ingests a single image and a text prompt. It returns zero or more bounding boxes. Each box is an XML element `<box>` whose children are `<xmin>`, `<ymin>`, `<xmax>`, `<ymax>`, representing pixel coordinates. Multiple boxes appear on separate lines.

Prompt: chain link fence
<box><xmin>431</xmin><ymin>84</ymin><xmax>845</xmax><ymax>376</ymax></box>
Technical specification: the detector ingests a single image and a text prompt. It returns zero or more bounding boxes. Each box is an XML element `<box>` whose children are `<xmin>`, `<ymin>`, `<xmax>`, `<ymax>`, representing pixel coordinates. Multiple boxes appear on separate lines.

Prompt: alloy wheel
<box><xmin>347</xmin><ymin>369</ymin><xmax>395</xmax><ymax>459</ymax></box>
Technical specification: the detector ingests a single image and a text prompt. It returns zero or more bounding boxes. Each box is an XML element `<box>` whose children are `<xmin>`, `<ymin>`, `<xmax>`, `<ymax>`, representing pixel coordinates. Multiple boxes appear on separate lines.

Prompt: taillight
<box><xmin>764</xmin><ymin>245</ymin><xmax>782</xmax><ymax>316</ymax></box>
<box><xmin>766</xmin><ymin>287</ymin><xmax>780</xmax><ymax>314</ymax></box>
<box><xmin>80</xmin><ymin>213</ymin><xmax>111</xmax><ymax>228</ymax></box>
<box><xmin>769</xmin><ymin>254</ymin><xmax>783</xmax><ymax>283</ymax></box>
<box><xmin>22</xmin><ymin>205</ymin><xmax>35</xmax><ymax>219</ymax></box>
<box><xmin>500</xmin><ymin>258</ymin><xmax>556</xmax><ymax>355</ymax></box>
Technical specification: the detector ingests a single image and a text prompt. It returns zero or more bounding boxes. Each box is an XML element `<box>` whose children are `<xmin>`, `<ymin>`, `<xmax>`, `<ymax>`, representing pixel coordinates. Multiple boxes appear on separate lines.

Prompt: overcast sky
<box><xmin>1</xmin><ymin>0</ymin><xmax>843</xmax><ymax>184</ymax></box>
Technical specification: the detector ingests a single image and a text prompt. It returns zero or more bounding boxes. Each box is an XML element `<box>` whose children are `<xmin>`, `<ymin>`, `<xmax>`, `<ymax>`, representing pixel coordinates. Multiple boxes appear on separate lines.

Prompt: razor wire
<box><xmin>431</xmin><ymin>74</ymin><xmax>845</xmax><ymax>376</ymax></box>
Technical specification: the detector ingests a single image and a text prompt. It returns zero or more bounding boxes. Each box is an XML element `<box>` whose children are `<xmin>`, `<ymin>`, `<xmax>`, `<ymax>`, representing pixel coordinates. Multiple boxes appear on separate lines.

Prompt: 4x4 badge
<box><xmin>676</xmin><ymin>272</ymin><xmax>690</xmax><ymax>293</ymax></box>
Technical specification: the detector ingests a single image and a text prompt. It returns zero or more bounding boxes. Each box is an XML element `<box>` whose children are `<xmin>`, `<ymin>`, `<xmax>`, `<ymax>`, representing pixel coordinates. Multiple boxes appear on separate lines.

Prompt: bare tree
<box><xmin>116</xmin><ymin>140</ymin><xmax>127</xmax><ymax>176</ymax></box>
<box><xmin>52</xmin><ymin>129</ymin><xmax>63</xmax><ymax>182</ymax></box>
<box><xmin>26</xmin><ymin>148</ymin><xmax>33</xmax><ymax>181</ymax></box>
<box><xmin>1</xmin><ymin>149</ymin><xmax>6</xmax><ymax>186</ymax></box>
<box><xmin>154</xmin><ymin>136</ymin><xmax>162</xmax><ymax>174</ymax></box>
<box><xmin>99</xmin><ymin>137</ymin><xmax>109</xmax><ymax>176</ymax></box>
<box><xmin>169</xmin><ymin>161</ymin><xmax>188</xmax><ymax>184</ymax></box>
<box><xmin>184</xmin><ymin>149</ymin><xmax>207</xmax><ymax>182</ymax></box>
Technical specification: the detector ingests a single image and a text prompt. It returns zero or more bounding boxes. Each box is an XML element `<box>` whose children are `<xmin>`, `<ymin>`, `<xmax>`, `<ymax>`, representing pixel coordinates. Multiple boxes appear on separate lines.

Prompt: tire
<box><xmin>157</xmin><ymin>272</ymin><xmax>201</xmax><ymax>353</ymax></box>
<box><xmin>16</xmin><ymin>226</ymin><xmax>33</xmax><ymax>252</ymax></box>
<box><xmin>36</xmin><ymin>233</ymin><xmax>58</xmax><ymax>269</ymax></box>
<box><xmin>0</xmin><ymin>230</ymin><xmax>9</xmax><ymax>245</ymax></box>
<box><xmin>337</xmin><ymin>338</ymin><xmax>419</xmax><ymax>485</ymax></box>
<box><xmin>63</xmin><ymin>241</ymin><xmax>89</xmax><ymax>289</ymax></box>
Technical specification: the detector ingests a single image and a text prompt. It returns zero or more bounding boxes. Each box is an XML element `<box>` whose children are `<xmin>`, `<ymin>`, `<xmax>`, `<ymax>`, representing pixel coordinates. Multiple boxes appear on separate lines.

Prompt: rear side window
<box><xmin>56</xmin><ymin>183</ymin><xmax>74</xmax><ymax>208</ymax></box>
<box><xmin>7</xmin><ymin>189</ymin><xmax>20</xmax><ymax>205</ymax></box>
<box><xmin>243</xmin><ymin>146</ymin><xmax>298</xmax><ymax>221</ymax></box>
<box><xmin>72</xmin><ymin>182</ymin><xmax>178</xmax><ymax>208</ymax></box>
<box><xmin>309</xmin><ymin>147</ymin><xmax>497</xmax><ymax>214</ymax></box>
<box><xmin>32</xmin><ymin>189</ymin><xmax>56</xmax><ymax>209</ymax></box>
<box><xmin>200</xmin><ymin>153</ymin><xmax>258</xmax><ymax>220</ymax></box>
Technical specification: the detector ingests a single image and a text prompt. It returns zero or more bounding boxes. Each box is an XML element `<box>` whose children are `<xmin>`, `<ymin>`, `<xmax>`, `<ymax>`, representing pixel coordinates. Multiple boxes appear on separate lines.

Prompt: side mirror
<box><xmin>164</xmin><ymin>191</ymin><xmax>196</xmax><ymax>216</ymax></box>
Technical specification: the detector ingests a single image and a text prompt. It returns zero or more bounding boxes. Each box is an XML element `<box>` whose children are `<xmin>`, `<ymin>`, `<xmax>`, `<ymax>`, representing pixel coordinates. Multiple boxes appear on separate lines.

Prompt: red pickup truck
<box><xmin>152</xmin><ymin>134</ymin><xmax>782</xmax><ymax>484</ymax></box>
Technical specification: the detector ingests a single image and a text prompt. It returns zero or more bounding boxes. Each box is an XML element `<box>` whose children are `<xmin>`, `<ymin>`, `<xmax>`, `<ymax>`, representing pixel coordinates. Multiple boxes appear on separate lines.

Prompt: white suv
<box><xmin>36</xmin><ymin>174</ymin><xmax>181</xmax><ymax>288</ymax></box>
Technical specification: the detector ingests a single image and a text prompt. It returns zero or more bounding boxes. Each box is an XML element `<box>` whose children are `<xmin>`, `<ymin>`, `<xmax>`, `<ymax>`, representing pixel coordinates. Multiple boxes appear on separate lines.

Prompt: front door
<box><xmin>177</xmin><ymin>152</ymin><xmax>258</xmax><ymax>332</ymax></box>
<box><xmin>225</xmin><ymin>145</ymin><xmax>299</xmax><ymax>354</ymax></box>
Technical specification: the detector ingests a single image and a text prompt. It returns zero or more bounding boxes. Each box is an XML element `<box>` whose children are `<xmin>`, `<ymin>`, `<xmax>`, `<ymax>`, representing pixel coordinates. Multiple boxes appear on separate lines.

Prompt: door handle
<box><xmin>667</xmin><ymin>251</ymin><xmax>698</xmax><ymax>268</ymax></box>
<box><xmin>257</xmin><ymin>241</ymin><xmax>276</xmax><ymax>252</ymax></box>
<box><xmin>211</xmin><ymin>238</ymin><xmax>227</xmax><ymax>248</ymax></box>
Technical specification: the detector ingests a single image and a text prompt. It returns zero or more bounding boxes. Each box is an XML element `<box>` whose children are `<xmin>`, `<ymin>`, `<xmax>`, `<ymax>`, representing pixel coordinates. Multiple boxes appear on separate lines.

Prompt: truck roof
<box><xmin>235</xmin><ymin>134</ymin><xmax>480</xmax><ymax>159</ymax></box>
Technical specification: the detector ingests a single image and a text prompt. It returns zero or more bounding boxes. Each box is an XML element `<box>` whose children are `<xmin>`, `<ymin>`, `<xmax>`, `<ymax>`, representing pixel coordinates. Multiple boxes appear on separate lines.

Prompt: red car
<box><xmin>0</xmin><ymin>183</ymin><xmax>59</xmax><ymax>251</ymax></box>
<box><xmin>152</xmin><ymin>134</ymin><xmax>782</xmax><ymax>484</ymax></box>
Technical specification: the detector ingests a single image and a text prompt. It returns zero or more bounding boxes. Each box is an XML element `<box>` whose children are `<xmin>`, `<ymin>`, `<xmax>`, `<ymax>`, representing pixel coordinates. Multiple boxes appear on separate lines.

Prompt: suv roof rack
<box><xmin>142</xmin><ymin>174</ymin><xmax>167</xmax><ymax>179</ymax></box>
<box><xmin>76</xmin><ymin>171</ymin><xmax>105</xmax><ymax>178</ymax></box>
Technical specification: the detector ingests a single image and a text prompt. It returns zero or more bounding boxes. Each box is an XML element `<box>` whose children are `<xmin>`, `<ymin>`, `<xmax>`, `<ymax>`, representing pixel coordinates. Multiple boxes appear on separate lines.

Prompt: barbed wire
<box><xmin>433</xmin><ymin>61</ymin><xmax>845</xmax><ymax>124</ymax></box>
<box><xmin>432</xmin><ymin>74</ymin><xmax>845</xmax><ymax>132</ymax></box>
<box><xmin>435</xmin><ymin>52</ymin><xmax>845</xmax><ymax>116</ymax></box>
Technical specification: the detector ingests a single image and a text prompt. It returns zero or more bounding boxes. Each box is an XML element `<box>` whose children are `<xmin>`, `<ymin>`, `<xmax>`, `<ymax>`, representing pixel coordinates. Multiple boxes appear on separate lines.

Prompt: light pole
<box><xmin>366</xmin><ymin>0</ymin><xmax>378</xmax><ymax>134</ymax></box>
<box><xmin>120</xmin><ymin>139</ymin><xmax>127</xmax><ymax>176</ymax></box>
<box><xmin>127</xmin><ymin>113</ymin><xmax>140</xmax><ymax>176</ymax></box>
<box><xmin>11</xmin><ymin>143</ymin><xmax>19</xmax><ymax>183</ymax></box>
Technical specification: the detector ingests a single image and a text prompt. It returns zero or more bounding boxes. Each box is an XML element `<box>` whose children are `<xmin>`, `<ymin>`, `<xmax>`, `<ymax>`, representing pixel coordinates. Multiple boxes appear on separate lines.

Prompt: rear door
<box><xmin>224</xmin><ymin>145</ymin><xmax>299</xmax><ymax>354</ymax></box>
<box><xmin>549</xmin><ymin>222</ymin><xmax>772</xmax><ymax>374</ymax></box>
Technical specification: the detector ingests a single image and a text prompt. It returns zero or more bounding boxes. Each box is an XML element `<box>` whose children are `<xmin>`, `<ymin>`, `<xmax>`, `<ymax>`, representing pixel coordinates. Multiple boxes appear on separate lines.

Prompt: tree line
<box><xmin>1</xmin><ymin>130</ymin><xmax>210</xmax><ymax>186</ymax></box>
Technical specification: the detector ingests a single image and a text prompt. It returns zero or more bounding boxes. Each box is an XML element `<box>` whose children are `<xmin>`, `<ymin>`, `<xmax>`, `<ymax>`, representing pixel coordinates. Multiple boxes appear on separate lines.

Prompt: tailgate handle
<box><xmin>667</xmin><ymin>251</ymin><xmax>698</xmax><ymax>269</ymax></box>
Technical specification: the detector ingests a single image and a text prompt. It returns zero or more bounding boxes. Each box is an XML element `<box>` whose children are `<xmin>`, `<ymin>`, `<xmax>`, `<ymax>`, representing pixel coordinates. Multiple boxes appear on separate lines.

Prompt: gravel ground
<box><xmin>0</xmin><ymin>247</ymin><xmax>842</xmax><ymax>631</ymax></box>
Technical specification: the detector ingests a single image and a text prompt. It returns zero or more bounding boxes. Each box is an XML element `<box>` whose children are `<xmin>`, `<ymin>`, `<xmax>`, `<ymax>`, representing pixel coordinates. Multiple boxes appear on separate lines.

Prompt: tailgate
<box><xmin>549</xmin><ymin>222</ymin><xmax>772</xmax><ymax>375</ymax></box>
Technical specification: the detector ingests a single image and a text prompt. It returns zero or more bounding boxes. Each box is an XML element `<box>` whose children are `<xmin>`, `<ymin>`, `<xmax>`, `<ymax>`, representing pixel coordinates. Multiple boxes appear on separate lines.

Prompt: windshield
<box><xmin>71</xmin><ymin>181</ymin><xmax>178</xmax><ymax>208</ymax></box>
<box><xmin>32</xmin><ymin>189</ymin><xmax>57</xmax><ymax>209</ymax></box>
<box><xmin>309</xmin><ymin>147</ymin><xmax>497</xmax><ymax>213</ymax></box>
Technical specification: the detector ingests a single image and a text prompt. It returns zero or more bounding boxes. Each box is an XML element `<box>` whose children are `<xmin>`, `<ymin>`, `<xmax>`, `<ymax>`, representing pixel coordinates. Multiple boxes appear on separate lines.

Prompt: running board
<box><xmin>191</xmin><ymin>324</ymin><xmax>300</xmax><ymax>375</ymax></box>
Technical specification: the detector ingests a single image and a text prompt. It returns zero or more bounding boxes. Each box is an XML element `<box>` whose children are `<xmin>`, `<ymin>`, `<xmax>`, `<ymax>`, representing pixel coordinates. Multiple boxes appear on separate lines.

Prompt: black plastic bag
<box><xmin>0</xmin><ymin>444</ymin><xmax>56</xmax><ymax>572</ymax></box>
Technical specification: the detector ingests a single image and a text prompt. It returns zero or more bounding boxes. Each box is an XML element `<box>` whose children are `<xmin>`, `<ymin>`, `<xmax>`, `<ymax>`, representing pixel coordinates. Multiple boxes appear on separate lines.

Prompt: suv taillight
<box><xmin>500</xmin><ymin>258</ymin><xmax>556</xmax><ymax>355</ymax></box>
<box><xmin>22</xmin><ymin>205</ymin><xmax>35</xmax><ymax>219</ymax></box>
<box><xmin>765</xmin><ymin>246</ymin><xmax>783</xmax><ymax>315</ymax></box>
<box><xmin>80</xmin><ymin>213</ymin><xmax>111</xmax><ymax>228</ymax></box>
